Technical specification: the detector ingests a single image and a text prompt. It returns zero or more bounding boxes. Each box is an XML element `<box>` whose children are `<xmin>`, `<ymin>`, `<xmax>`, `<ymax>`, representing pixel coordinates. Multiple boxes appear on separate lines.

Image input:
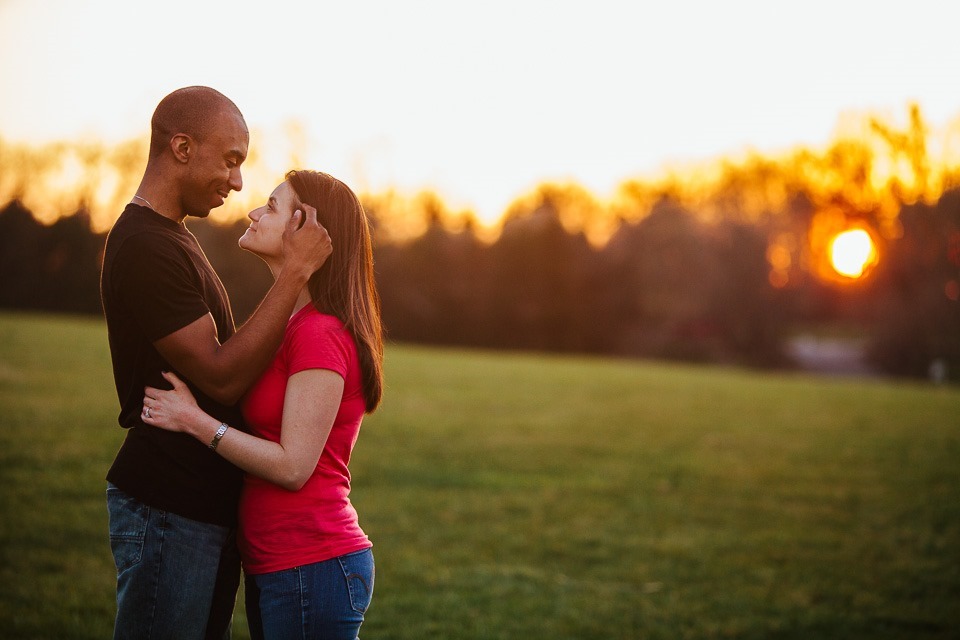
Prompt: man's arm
<box><xmin>154</xmin><ymin>205</ymin><xmax>331</xmax><ymax>405</ymax></box>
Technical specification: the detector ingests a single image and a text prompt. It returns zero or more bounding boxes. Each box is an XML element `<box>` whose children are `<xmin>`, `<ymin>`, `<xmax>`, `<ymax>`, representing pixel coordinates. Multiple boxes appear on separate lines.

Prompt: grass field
<box><xmin>1</xmin><ymin>311</ymin><xmax>958</xmax><ymax>639</ymax></box>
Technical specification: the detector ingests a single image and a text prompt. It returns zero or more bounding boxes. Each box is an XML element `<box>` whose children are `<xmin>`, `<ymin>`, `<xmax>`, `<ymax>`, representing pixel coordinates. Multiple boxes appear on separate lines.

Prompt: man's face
<box><xmin>180</xmin><ymin>110</ymin><xmax>249</xmax><ymax>218</ymax></box>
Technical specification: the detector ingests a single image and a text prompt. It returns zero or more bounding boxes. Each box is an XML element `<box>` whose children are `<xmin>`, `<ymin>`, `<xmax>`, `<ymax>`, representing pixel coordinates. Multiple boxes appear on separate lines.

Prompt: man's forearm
<box><xmin>209</xmin><ymin>267</ymin><xmax>308</xmax><ymax>403</ymax></box>
<box><xmin>154</xmin><ymin>207</ymin><xmax>331</xmax><ymax>405</ymax></box>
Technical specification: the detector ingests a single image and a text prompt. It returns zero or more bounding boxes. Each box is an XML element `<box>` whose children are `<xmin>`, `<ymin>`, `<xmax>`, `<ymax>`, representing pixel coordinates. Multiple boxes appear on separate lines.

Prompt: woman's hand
<box><xmin>142</xmin><ymin>371</ymin><xmax>206</xmax><ymax>436</ymax></box>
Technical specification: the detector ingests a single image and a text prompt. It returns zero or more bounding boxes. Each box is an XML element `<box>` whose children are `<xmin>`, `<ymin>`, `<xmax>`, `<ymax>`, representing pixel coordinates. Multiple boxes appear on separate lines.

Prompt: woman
<box><xmin>141</xmin><ymin>170</ymin><xmax>383</xmax><ymax>639</ymax></box>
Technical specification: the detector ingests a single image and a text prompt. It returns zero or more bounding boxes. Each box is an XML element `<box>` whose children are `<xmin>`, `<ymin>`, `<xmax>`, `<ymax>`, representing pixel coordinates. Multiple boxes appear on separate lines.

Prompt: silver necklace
<box><xmin>132</xmin><ymin>194</ymin><xmax>156</xmax><ymax>210</ymax></box>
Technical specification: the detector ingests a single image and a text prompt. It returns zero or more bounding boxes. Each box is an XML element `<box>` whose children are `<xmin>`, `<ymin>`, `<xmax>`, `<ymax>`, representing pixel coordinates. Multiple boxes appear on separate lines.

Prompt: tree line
<box><xmin>1</xmin><ymin>183</ymin><xmax>957</xmax><ymax>381</ymax></box>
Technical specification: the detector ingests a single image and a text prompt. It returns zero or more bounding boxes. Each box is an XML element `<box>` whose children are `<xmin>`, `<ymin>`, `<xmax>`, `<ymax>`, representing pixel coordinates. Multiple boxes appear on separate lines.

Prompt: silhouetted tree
<box><xmin>708</xmin><ymin>221</ymin><xmax>788</xmax><ymax>365</ymax></box>
<box><xmin>0</xmin><ymin>202</ymin><xmax>105</xmax><ymax>314</ymax></box>
<box><xmin>866</xmin><ymin>190</ymin><xmax>960</xmax><ymax>379</ymax></box>
<box><xmin>375</xmin><ymin>212</ymin><xmax>488</xmax><ymax>347</ymax></box>
<box><xmin>601</xmin><ymin>197</ymin><xmax>721</xmax><ymax>360</ymax></box>
<box><xmin>0</xmin><ymin>200</ymin><xmax>44</xmax><ymax>310</ymax></box>
<box><xmin>487</xmin><ymin>202</ymin><xmax>595</xmax><ymax>352</ymax></box>
<box><xmin>38</xmin><ymin>208</ymin><xmax>104</xmax><ymax>313</ymax></box>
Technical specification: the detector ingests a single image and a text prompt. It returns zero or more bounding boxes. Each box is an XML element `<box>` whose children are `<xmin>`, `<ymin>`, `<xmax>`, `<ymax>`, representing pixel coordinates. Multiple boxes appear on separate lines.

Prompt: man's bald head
<box><xmin>149</xmin><ymin>86</ymin><xmax>246</xmax><ymax>159</ymax></box>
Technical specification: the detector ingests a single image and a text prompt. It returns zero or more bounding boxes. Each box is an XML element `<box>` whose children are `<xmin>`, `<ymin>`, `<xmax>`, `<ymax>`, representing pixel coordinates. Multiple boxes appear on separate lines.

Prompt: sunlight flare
<box><xmin>829</xmin><ymin>229</ymin><xmax>877</xmax><ymax>279</ymax></box>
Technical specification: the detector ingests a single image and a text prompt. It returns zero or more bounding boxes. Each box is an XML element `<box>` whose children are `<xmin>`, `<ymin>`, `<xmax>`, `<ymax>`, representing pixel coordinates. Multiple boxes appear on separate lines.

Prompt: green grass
<box><xmin>1</xmin><ymin>311</ymin><xmax>958</xmax><ymax>639</ymax></box>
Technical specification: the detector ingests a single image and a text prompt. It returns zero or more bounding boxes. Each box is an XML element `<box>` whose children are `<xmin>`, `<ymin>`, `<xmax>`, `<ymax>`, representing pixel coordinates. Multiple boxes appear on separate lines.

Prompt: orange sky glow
<box><xmin>2</xmin><ymin>0</ymin><xmax>960</xmax><ymax>241</ymax></box>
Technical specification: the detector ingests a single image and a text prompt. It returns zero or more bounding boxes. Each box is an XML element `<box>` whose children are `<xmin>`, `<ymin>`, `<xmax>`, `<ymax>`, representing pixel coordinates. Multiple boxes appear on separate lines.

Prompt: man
<box><xmin>100</xmin><ymin>86</ymin><xmax>331</xmax><ymax>639</ymax></box>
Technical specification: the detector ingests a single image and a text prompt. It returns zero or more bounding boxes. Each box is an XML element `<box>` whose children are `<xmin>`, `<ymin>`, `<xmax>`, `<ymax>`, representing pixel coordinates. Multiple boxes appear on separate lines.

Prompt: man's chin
<box><xmin>183</xmin><ymin>207</ymin><xmax>213</xmax><ymax>220</ymax></box>
<box><xmin>184</xmin><ymin>197</ymin><xmax>225</xmax><ymax>219</ymax></box>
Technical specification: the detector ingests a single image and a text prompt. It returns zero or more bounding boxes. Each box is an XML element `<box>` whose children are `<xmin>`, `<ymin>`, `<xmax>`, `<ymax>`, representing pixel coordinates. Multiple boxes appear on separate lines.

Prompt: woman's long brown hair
<box><xmin>286</xmin><ymin>170</ymin><xmax>384</xmax><ymax>412</ymax></box>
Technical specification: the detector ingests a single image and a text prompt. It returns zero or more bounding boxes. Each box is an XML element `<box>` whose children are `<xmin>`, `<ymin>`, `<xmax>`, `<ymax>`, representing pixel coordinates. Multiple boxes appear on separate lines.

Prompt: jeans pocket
<box><xmin>338</xmin><ymin>549</ymin><xmax>375</xmax><ymax>614</ymax></box>
<box><xmin>106</xmin><ymin>484</ymin><xmax>148</xmax><ymax>574</ymax></box>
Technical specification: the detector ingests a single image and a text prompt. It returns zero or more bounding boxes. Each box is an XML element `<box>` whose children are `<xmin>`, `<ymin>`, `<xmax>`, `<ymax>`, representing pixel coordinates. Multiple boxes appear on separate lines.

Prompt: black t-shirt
<box><xmin>100</xmin><ymin>204</ymin><xmax>243</xmax><ymax>526</ymax></box>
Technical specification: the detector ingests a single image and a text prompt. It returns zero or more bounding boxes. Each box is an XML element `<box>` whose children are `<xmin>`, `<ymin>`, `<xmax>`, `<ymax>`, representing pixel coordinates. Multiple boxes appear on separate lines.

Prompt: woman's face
<box><xmin>238</xmin><ymin>180</ymin><xmax>297</xmax><ymax>260</ymax></box>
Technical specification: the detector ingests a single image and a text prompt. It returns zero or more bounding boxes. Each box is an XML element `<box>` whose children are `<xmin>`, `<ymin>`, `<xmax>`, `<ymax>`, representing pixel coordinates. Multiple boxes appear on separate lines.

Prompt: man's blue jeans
<box><xmin>245</xmin><ymin>548</ymin><xmax>375</xmax><ymax>640</ymax></box>
<box><xmin>106</xmin><ymin>483</ymin><xmax>241</xmax><ymax>640</ymax></box>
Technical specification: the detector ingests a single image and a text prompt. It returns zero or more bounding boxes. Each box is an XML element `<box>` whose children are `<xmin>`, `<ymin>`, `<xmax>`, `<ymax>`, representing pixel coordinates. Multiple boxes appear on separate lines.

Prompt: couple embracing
<box><xmin>100</xmin><ymin>86</ymin><xmax>382</xmax><ymax>639</ymax></box>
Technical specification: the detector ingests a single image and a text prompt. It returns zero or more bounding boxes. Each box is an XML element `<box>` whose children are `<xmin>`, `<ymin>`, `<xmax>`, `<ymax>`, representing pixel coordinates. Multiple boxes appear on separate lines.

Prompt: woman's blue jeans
<box><xmin>106</xmin><ymin>483</ymin><xmax>241</xmax><ymax>640</ymax></box>
<box><xmin>245</xmin><ymin>548</ymin><xmax>375</xmax><ymax>640</ymax></box>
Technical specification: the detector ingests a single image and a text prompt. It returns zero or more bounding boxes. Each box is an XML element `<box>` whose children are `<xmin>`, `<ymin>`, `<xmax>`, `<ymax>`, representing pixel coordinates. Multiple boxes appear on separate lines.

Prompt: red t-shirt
<box><xmin>238</xmin><ymin>304</ymin><xmax>371</xmax><ymax>575</ymax></box>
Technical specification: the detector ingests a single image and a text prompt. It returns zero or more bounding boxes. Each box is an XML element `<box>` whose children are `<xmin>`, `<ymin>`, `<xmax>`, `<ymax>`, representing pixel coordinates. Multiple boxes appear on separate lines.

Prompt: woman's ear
<box><xmin>295</xmin><ymin>201</ymin><xmax>307</xmax><ymax>230</ymax></box>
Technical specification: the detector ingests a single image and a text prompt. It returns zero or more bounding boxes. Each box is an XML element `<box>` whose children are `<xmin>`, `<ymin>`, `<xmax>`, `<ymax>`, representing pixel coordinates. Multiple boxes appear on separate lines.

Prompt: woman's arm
<box><xmin>143</xmin><ymin>370</ymin><xmax>343</xmax><ymax>491</ymax></box>
<box><xmin>151</xmin><ymin>205</ymin><xmax>333</xmax><ymax>405</ymax></box>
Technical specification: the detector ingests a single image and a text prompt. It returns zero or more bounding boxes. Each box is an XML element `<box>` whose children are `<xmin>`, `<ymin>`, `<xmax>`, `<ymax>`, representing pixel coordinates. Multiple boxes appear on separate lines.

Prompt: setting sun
<box><xmin>829</xmin><ymin>229</ymin><xmax>877</xmax><ymax>279</ymax></box>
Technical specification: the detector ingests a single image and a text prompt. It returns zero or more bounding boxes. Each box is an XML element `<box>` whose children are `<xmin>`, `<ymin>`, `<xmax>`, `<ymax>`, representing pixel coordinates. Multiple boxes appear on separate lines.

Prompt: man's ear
<box><xmin>170</xmin><ymin>133</ymin><xmax>193</xmax><ymax>164</ymax></box>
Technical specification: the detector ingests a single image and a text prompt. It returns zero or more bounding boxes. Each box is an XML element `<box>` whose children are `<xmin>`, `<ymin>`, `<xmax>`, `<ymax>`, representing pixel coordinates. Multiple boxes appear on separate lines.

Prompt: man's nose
<box><xmin>229</xmin><ymin>168</ymin><xmax>243</xmax><ymax>193</ymax></box>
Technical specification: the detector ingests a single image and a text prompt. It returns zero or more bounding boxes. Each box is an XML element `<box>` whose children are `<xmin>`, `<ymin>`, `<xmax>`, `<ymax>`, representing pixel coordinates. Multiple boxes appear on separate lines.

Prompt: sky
<box><xmin>1</xmin><ymin>0</ymin><xmax>959</xmax><ymax>225</ymax></box>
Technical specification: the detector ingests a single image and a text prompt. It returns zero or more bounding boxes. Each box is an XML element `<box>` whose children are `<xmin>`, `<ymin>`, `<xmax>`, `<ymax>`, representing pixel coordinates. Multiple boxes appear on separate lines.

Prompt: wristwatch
<box><xmin>209</xmin><ymin>423</ymin><xmax>229</xmax><ymax>451</ymax></box>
